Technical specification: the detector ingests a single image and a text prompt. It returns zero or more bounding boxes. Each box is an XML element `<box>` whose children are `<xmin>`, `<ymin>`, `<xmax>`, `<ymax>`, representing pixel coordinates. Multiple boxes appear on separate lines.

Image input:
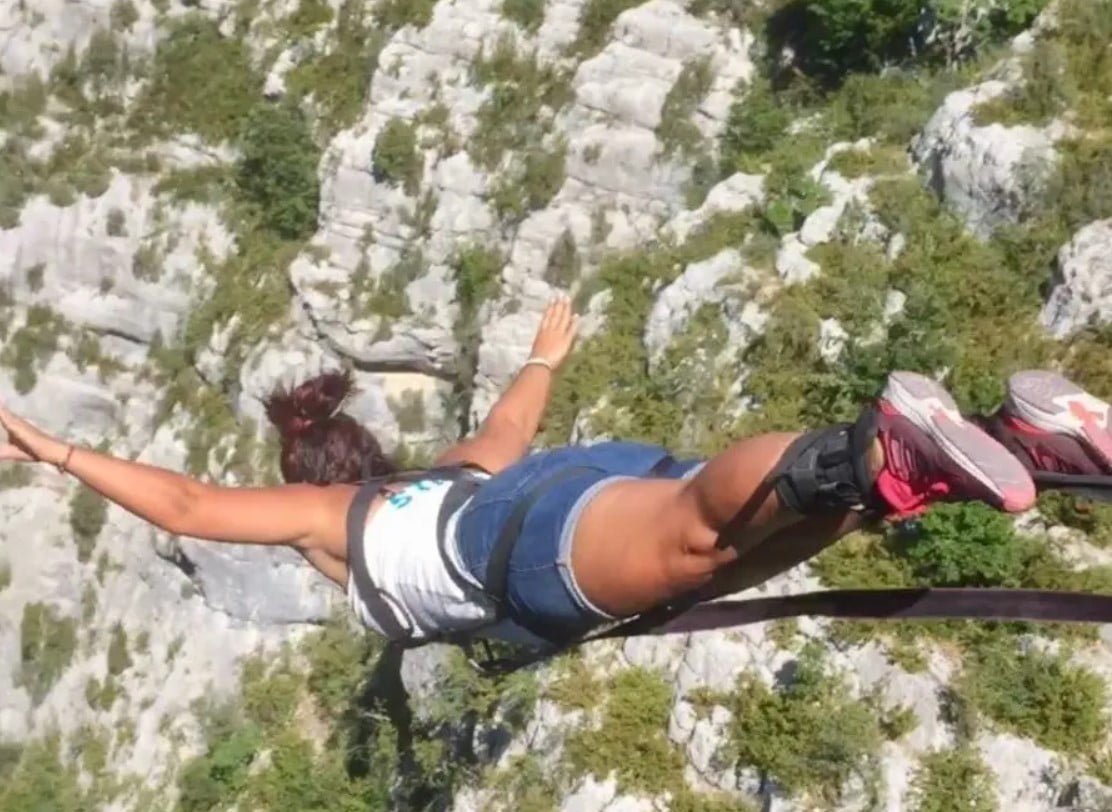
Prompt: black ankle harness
<box><xmin>768</xmin><ymin>412</ymin><xmax>882</xmax><ymax>517</ymax></box>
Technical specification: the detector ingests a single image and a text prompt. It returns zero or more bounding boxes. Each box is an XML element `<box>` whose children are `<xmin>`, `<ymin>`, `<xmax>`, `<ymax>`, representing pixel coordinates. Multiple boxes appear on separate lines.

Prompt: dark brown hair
<box><xmin>265</xmin><ymin>370</ymin><xmax>397</xmax><ymax>485</ymax></box>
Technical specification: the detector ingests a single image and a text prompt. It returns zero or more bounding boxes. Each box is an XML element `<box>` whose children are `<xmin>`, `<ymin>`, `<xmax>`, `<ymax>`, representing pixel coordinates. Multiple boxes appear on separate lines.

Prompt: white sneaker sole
<box><xmin>1006</xmin><ymin>370</ymin><xmax>1112</xmax><ymax>468</ymax></box>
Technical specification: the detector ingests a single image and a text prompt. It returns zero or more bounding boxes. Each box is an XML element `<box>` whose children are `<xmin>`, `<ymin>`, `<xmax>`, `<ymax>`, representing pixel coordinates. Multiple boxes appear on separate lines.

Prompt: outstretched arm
<box><xmin>436</xmin><ymin>296</ymin><xmax>578</xmax><ymax>474</ymax></box>
<box><xmin>0</xmin><ymin>403</ymin><xmax>347</xmax><ymax>551</ymax></box>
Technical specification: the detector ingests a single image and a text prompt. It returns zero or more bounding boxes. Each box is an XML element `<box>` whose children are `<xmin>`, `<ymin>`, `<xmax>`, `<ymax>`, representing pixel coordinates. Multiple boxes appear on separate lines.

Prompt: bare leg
<box><xmin>695</xmin><ymin>512</ymin><xmax>864</xmax><ymax>601</ymax></box>
<box><xmin>573</xmin><ymin>432</ymin><xmax>847</xmax><ymax>616</ymax></box>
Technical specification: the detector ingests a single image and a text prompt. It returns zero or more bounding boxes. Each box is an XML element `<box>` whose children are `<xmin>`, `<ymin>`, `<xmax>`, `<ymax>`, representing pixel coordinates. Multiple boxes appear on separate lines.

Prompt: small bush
<box><xmin>106</xmin><ymin>208</ymin><xmax>127</xmax><ymax>237</ymax></box>
<box><xmin>130</xmin><ymin>15</ymin><xmax>262</xmax><ymax>143</ymax></box>
<box><xmin>0</xmin><ymin>562</ymin><xmax>10</xmax><ymax>591</ymax></box>
<box><xmin>70</xmin><ymin>486</ymin><xmax>108</xmax><ymax>564</ymax></box>
<box><xmin>974</xmin><ymin>40</ymin><xmax>1073</xmax><ymax>127</ymax></box>
<box><xmin>571</xmin><ymin>0</ymin><xmax>642</xmax><ymax>58</ymax></box>
<box><xmin>719</xmin><ymin>643</ymin><xmax>882</xmax><ymax>804</ymax></box>
<box><xmin>907</xmin><ymin>747</ymin><xmax>996</xmax><ymax>812</ymax></box>
<box><xmin>235</xmin><ymin>101</ymin><xmax>321</xmax><ymax>240</ymax></box>
<box><xmin>490</xmin><ymin>142</ymin><xmax>566</xmax><ymax>221</ymax></box>
<box><xmin>961</xmin><ymin>641</ymin><xmax>1109</xmax><ymax>754</ymax></box>
<box><xmin>18</xmin><ymin>603</ymin><xmax>78</xmax><ymax>704</ymax></box>
<box><xmin>502</xmin><ymin>0</ymin><xmax>545</xmax><ymax>32</ymax></box>
<box><xmin>286</xmin><ymin>0</ymin><xmax>386</xmax><ymax>137</ymax></box>
<box><xmin>0</xmin><ymin>737</ymin><xmax>86</xmax><ymax>811</ymax></box>
<box><xmin>107</xmin><ymin>623</ymin><xmax>132</xmax><ymax>676</ymax></box>
<box><xmin>1037</xmin><ymin>490</ymin><xmax>1112</xmax><ymax>548</ymax></box>
<box><xmin>470</xmin><ymin>36</ymin><xmax>573</xmax><ymax>170</ymax></box>
<box><xmin>656</xmin><ymin>57</ymin><xmax>713</xmax><ymax>158</ymax></box>
<box><xmin>389</xmin><ymin>390</ymin><xmax>427</xmax><ymax>433</ymax></box>
<box><xmin>374</xmin><ymin>0</ymin><xmax>437</xmax><ymax>30</ymax></box>
<box><xmin>719</xmin><ymin>78</ymin><xmax>792</xmax><ymax>175</ymax></box>
<box><xmin>826</xmin><ymin>144</ymin><xmax>908</xmax><ymax>178</ymax></box>
<box><xmin>285</xmin><ymin>0</ymin><xmax>333</xmax><ymax>38</ymax></box>
<box><xmin>25</xmin><ymin>263</ymin><xmax>44</xmax><ymax>292</ymax></box>
<box><xmin>900</xmin><ymin>502</ymin><xmax>1038</xmax><ymax>588</ymax></box>
<box><xmin>371</xmin><ymin>118</ymin><xmax>422</xmax><ymax>195</ymax></box>
<box><xmin>564</xmin><ymin>667</ymin><xmax>685</xmax><ymax>796</ymax></box>
<box><xmin>544</xmin><ymin>229</ymin><xmax>580</xmax><ymax>289</ymax></box>
<box><xmin>110</xmin><ymin>0</ymin><xmax>139</xmax><ymax>31</ymax></box>
<box><xmin>1</xmin><ymin>305</ymin><xmax>68</xmax><ymax>394</ymax></box>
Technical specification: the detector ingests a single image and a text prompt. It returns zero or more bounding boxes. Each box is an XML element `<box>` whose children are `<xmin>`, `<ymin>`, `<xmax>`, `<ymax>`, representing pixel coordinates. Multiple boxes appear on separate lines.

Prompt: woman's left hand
<box><xmin>529</xmin><ymin>296</ymin><xmax>580</xmax><ymax>370</ymax></box>
<box><xmin>0</xmin><ymin>402</ymin><xmax>68</xmax><ymax>465</ymax></box>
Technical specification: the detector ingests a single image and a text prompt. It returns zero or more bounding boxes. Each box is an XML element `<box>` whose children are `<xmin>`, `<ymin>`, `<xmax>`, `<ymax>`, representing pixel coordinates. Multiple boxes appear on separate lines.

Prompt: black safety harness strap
<box><xmin>473</xmin><ymin>586</ymin><xmax>1112</xmax><ymax>675</ymax></box>
<box><xmin>346</xmin><ymin>465</ymin><xmax>489</xmax><ymax>645</ymax></box>
<box><xmin>483</xmin><ymin>465</ymin><xmax>599</xmax><ymax>644</ymax></box>
<box><xmin>346</xmin><ymin>480</ymin><xmax>413</xmax><ymax>641</ymax></box>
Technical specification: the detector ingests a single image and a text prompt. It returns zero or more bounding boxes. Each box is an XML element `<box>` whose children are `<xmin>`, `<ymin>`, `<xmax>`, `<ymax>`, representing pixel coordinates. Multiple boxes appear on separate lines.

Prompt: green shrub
<box><xmin>0</xmin><ymin>562</ymin><xmax>10</xmax><ymax>591</ymax></box>
<box><xmin>130</xmin><ymin>15</ymin><xmax>262</xmax><ymax>143</ymax></box>
<box><xmin>0</xmin><ymin>737</ymin><xmax>86</xmax><ymax>811</ymax></box>
<box><xmin>177</xmin><ymin>712</ymin><xmax>263</xmax><ymax>811</ymax></box>
<box><xmin>70</xmin><ymin>486</ymin><xmax>108</xmax><ymax>564</ymax></box>
<box><xmin>719</xmin><ymin>643</ymin><xmax>882</xmax><ymax>804</ymax></box>
<box><xmin>286</xmin><ymin>0</ymin><xmax>386</xmax><ymax>136</ymax></box>
<box><xmin>907</xmin><ymin>747</ymin><xmax>996</xmax><ymax>812</ymax></box>
<box><xmin>656</xmin><ymin>57</ymin><xmax>713</xmax><ymax>158</ymax></box>
<box><xmin>570</xmin><ymin>0</ymin><xmax>643</xmax><ymax>58</ymax></box>
<box><xmin>235</xmin><ymin>101</ymin><xmax>321</xmax><ymax>240</ymax></box>
<box><xmin>765</xmin><ymin>0</ymin><xmax>1047</xmax><ymax>88</ymax></box>
<box><xmin>0</xmin><ymin>74</ymin><xmax>47</xmax><ymax>138</ymax></box>
<box><xmin>152</xmin><ymin>166</ymin><xmax>232</xmax><ymax>205</ymax></box>
<box><xmin>502</xmin><ymin>0</ymin><xmax>545</xmax><ymax>32</ymax></box>
<box><xmin>564</xmin><ymin>667</ymin><xmax>685</xmax><ymax>796</ymax></box>
<box><xmin>18</xmin><ymin>603</ymin><xmax>78</xmax><ymax>704</ymax></box>
<box><xmin>490</xmin><ymin>142</ymin><xmax>566</xmax><ymax>221</ymax></box>
<box><xmin>107</xmin><ymin>623</ymin><xmax>132</xmax><ymax>676</ymax></box>
<box><xmin>973</xmin><ymin>40</ymin><xmax>1073</xmax><ymax>126</ymax></box>
<box><xmin>485</xmin><ymin>754</ymin><xmax>557</xmax><ymax>812</ymax></box>
<box><xmin>85</xmin><ymin>676</ymin><xmax>121</xmax><ymax>711</ymax></box>
<box><xmin>0</xmin><ymin>466</ymin><xmax>34</xmax><ymax>490</ymax></box>
<box><xmin>826</xmin><ymin>144</ymin><xmax>908</xmax><ymax>178</ymax></box>
<box><xmin>545</xmin><ymin>229</ymin><xmax>581</xmax><ymax>289</ymax></box>
<box><xmin>1037</xmin><ymin>490</ymin><xmax>1112</xmax><ymax>548</ymax></box>
<box><xmin>961</xmin><ymin>641</ymin><xmax>1108</xmax><ymax>754</ymax></box>
<box><xmin>374</xmin><ymin>0</ymin><xmax>437</xmax><ymax>30</ymax></box>
<box><xmin>1</xmin><ymin>306</ymin><xmax>68</xmax><ymax>394</ymax></box>
<box><xmin>111</xmin><ymin>0</ymin><xmax>139</xmax><ymax>30</ymax></box>
<box><xmin>389</xmin><ymin>390</ymin><xmax>427</xmax><ymax>433</ymax></box>
<box><xmin>371</xmin><ymin>118</ymin><xmax>422</xmax><ymax>194</ymax></box>
<box><xmin>470</xmin><ymin>36</ymin><xmax>573</xmax><ymax>170</ymax></box>
<box><xmin>106</xmin><ymin>208</ymin><xmax>127</xmax><ymax>237</ymax></box>
<box><xmin>285</xmin><ymin>0</ymin><xmax>334</xmax><ymax>38</ymax></box>
<box><xmin>719</xmin><ymin>78</ymin><xmax>793</xmax><ymax>175</ymax></box>
<box><xmin>900</xmin><ymin>502</ymin><xmax>1038</xmax><ymax>588</ymax></box>
<box><xmin>25</xmin><ymin>263</ymin><xmax>44</xmax><ymax>292</ymax></box>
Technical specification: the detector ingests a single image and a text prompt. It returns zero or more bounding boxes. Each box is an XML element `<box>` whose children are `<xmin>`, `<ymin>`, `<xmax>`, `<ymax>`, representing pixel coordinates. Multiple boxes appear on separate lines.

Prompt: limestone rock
<box><xmin>912</xmin><ymin>80</ymin><xmax>1059</xmax><ymax>238</ymax></box>
<box><xmin>1040</xmin><ymin>220</ymin><xmax>1112</xmax><ymax>338</ymax></box>
<box><xmin>0</xmin><ymin>173</ymin><xmax>232</xmax><ymax>368</ymax></box>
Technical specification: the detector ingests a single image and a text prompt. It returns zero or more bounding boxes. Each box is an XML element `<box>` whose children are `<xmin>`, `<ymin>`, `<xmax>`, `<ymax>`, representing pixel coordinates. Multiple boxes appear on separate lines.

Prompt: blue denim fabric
<box><xmin>454</xmin><ymin>441</ymin><xmax>704</xmax><ymax>643</ymax></box>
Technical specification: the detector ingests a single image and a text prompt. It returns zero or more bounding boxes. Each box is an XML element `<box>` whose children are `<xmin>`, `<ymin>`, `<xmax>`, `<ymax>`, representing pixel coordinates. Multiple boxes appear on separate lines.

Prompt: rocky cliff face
<box><xmin>3</xmin><ymin>0</ymin><xmax>1112</xmax><ymax>810</ymax></box>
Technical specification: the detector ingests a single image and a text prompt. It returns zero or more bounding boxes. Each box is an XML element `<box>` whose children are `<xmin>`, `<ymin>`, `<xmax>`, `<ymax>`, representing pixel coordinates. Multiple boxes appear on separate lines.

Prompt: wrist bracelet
<box><xmin>56</xmin><ymin>445</ymin><xmax>75</xmax><ymax>475</ymax></box>
<box><xmin>522</xmin><ymin>357</ymin><xmax>554</xmax><ymax>372</ymax></box>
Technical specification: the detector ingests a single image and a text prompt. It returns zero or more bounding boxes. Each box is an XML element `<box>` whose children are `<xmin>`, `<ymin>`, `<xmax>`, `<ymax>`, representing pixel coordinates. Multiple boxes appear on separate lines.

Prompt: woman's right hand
<box><xmin>529</xmin><ymin>296</ymin><xmax>580</xmax><ymax>371</ymax></box>
<box><xmin>0</xmin><ymin>402</ymin><xmax>69</xmax><ymax>465</ymax></box>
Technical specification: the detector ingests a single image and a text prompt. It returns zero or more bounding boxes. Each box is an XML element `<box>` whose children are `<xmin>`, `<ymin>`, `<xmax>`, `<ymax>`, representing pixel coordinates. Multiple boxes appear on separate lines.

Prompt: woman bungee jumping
<box><xmin>2</xmin><ymin>298</ymin><xmax>1111</xmax><ymax>650</ymax></box>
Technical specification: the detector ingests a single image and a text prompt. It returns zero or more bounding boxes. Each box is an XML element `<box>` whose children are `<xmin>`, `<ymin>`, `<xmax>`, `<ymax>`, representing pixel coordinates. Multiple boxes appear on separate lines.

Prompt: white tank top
<box><xmin>346</xmin><ymin>477</ymin><xmax>496</xmax><ymax>640</ymax></box>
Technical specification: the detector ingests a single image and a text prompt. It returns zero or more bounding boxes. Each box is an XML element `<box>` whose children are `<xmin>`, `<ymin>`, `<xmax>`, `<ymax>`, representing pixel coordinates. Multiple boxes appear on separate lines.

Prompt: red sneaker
<box><xmin>998</xmin><ymin>371</ymin><xmax>1112</xmax><ymax>476</ymax></box>
<box><xmin>872</xmin><ymin>372</ymin><xmax>1036</xmax><ymax>517</ymax></box>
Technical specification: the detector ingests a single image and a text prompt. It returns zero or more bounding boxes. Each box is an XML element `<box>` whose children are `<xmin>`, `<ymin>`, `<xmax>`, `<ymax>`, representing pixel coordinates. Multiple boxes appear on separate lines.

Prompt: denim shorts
<box><xmin>454</xmin><ymin>441</ymin><xmax>704</xmax><ymax>647</ymax></box>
